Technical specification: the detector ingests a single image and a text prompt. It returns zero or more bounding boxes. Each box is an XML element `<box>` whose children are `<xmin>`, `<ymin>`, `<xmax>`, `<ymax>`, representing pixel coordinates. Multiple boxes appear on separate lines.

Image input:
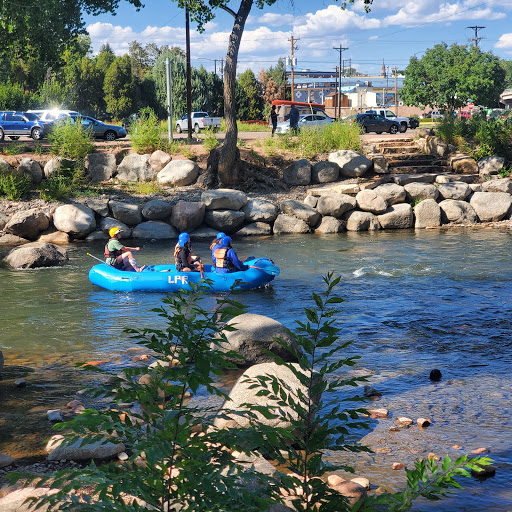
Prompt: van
<box><xmin>27</xmin><ymin>109</ymin><xmax>79</xmax><ymax>122</ymax></box>
<box><xmin>271</xmin><ymin>100</ymin><xmax>326</xmax><ymax>123</ymax></box>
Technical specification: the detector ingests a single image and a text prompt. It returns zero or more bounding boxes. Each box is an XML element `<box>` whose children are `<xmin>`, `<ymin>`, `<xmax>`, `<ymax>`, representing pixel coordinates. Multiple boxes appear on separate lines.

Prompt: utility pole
<box><xmin>185</xmin><ymin>9</ymin><xmax>192</xmax><ymax>141</ymax></box>
<box><xmin>334</xmin><ymin>67</ymin><xmax>338</xmax><ymax>119</ymax></box>
<box><xmin>467</xmin><ymin>26</ymin><xmax>485</xmax><ymax>48</ymax></box>
<box><xmin>288</xmin><ymin>35</ymin><xmax>299</xmax><ymax>102</ymax></box>
<box><xmin>165</xmin><ymin>57</ymin><xmax>173</xmax><ymax>142</ymax></box>
<box><xmin>394</xmin><ymin>66</ymin><xmax>398</xmax><ymax>116</ymax></box>
<box><xmin>333</xmin><ymin>44</ymin><xmax>348</xmax><ymax>120</ymax></box>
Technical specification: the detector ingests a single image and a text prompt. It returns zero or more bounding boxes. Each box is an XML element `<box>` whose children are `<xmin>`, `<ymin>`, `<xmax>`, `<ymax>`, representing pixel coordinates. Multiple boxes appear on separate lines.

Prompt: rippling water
<box><xmin>1</xmin><ymin>228</ymin><xmax>511</xmax><ymax>510</ymax></box>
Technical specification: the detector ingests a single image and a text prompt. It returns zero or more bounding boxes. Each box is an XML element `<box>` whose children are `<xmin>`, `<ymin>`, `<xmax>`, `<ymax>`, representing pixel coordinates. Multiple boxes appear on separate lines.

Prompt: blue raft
<box><xmin>88</xmin><ymin>257</ymin><xmax>279</xmax><ymax>292</ymax></box>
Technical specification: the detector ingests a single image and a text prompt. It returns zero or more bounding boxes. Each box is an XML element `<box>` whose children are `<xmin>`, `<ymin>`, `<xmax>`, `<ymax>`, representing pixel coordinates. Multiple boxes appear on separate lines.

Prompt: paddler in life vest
<box><xmin>212</xmin><ymin>236</ymin><xmax>248</xmax><ymax>273</ymax></box>
<box><xmin>174</xmin><ymin>232</ymin><xmax>203</xmax><ymax>272</ymax></box>
<box><xmin>209</xmin><ymin>231</ymin><xmax>226</xmax><ymax>251</ymax></box>
<box><xmin>104</xmin><ymin>227</ymin><xmax>146</xmax><ymax>272</ymax></box>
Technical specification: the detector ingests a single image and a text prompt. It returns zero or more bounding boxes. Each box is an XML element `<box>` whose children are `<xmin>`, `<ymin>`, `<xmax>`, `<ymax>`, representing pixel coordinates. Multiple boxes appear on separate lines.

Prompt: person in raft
<box><xmin>209</xmin><ymin>231</ymin><xmax>226</xmax><ymax>251</ymax></box>
<box><xmin>212</xmin><ymin>236</ymin><xmax>248</xmax><ymax>273</ymax></box>
<box><xmin>105</xmin><ymin>227</ymin><xmax>146</xmax><ymax>272</ymax></box>
<box><xmin>174</xmin><ymin>232</ymin><xmax>203</xmax><ymax>272</ymax></box>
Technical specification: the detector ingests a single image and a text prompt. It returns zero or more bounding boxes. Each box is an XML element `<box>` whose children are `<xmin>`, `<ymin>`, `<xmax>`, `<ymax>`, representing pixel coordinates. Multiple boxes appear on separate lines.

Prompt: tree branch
<box><xmin>218</xmin><ymin>4</ymin><xmax>236</xmax><ymax>17</ymax></box>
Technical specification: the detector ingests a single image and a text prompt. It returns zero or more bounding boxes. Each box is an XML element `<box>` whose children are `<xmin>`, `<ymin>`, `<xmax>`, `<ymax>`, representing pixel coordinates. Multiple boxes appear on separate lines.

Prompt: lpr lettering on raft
<box><xmin>168</xmin><ymin>275</ymin><xmax>189</xmax><ymax>285</ymax></box>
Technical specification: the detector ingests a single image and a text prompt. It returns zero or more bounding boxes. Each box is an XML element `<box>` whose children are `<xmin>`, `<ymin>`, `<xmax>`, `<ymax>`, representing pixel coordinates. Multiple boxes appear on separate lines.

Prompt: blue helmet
<box><xmin>220</xmin><ymin>236</ymin><xmax>232</xmax><ymax>247</ymax></box>
<box><xmin>178</xmin><ymin>232</ymin><xmax>190</xmax><ymax>247</ymax></box>
<box><xmin>216</xmin><ymin>232</ymin><xmax>226</xmax><ymax>239</ymax></box>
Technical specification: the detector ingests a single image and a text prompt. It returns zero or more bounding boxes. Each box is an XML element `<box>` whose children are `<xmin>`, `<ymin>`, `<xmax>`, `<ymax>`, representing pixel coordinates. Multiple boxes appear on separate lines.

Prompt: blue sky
<box><xmin>83</xmin><ymin>0</ymin><xmax>512</xmax><ymax>76</ymax></box>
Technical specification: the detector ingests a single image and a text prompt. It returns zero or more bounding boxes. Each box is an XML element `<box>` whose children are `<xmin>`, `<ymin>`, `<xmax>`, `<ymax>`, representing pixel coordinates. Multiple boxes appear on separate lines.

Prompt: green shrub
<box><xmin>0</xmin><ymin>171</ymin><xmax>32</xmax><ymax>200</ymax></box>
<box><xmin>1</xmin><ymin>143</ymin><xmax>31</xmax><ymax>156</ymax></box>
<box><xmin>202</xmin><ymin>127</ymin><xmax>220</xmax><ymax>152</ymax></box>
<box><xmin>8</xmin><ymin>276</ymin><xmax>492</xmax><ymax>512</ymax></box>
<box><xmin>129</xmin><ymin>107</ymin><xmax>167</xmax><ymax>154</ymax></box>
<box><xmin>48</xmin><ymin>117</ymin><xmax>95</xmax><ymax>163</ymax></box>
<box><xmin>38</xmin><ymin>174</ymin><xmax>74</xmax><ymax>201</ymax></box>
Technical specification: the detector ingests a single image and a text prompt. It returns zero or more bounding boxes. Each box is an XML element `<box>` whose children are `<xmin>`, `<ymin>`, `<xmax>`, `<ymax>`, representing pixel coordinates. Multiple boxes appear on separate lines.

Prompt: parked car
<box><xmin>346</xmin><ymin>113</ymin><xmax>400</xmax><ymax>134</ymax></box>
<box><xmin>274</xmin><ymin>113</ymin><xmax>333</xmax><ymax>134</ymax></box>
<box><xmin>0</xmin><ymin>111</ymin><xmax>49</xmax><ymax>141</ymax></box>
<box><xmin>122</xmin><ymin>113</ymin><xmax>140</xmax><ymax>130</ymax></box>
<box><xmin>365</xmin><ymin>109</ymin><xmax>411</xmax><ymax>132</ymax></box>
<box><xmin>26</xmin><ymin>109</ymin><xmax>79</xmax><ymax>122</ymax></box>
<box><xmin>175</xmin><ymin>112</ymin><xmax>222</xmax><ymax>134</ymax></box>
<box><xmin>65</xmin><ymin>115</ymin><xmax>127</xmax><ymax>141</ymax></box>
<box><xmin>408</xmin><ymin>117</ymin><xmax>420</xmax><ymax>129</ymax></box>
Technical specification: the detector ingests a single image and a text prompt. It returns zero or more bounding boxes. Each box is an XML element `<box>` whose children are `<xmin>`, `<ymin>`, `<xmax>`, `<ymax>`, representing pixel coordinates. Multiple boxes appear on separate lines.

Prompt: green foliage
<box><xmin>202</xmin><ymin>127</ymin><xmax>220</xmax><ymax>152</ymax></box>
<box><xmin>499</xmin><ymin>166</ymin><xmax>511</xmax><ymax>178</ymax></box>
<box><xmin>48</xmin><ymin>117</ymin><xmax>95</xmax><ymax>163</ymax></box>
<box><xmin>237</xmin><ymin>69</ymin><xmax>264</xmax><ymax>121</ymax></box>
<box><xmin>38</xmin><ymin>174</ymin><xmax>74</xmax><ymax>201</ymax></box>
<box><xmin>104</xmin><ymin>55</ymin><xmax>135</xmax><ymax>119</ymax></box>
<box><xmin>129</xmin><ymin>107</ymin><xmax>167</xmax><ymax>154</ymax></box>
<box><xmin>264</xmin><ymin>121</ymin><xmax>362</xmax><ymax>159</ymax></box>
<box><xmin>401</xmin><ymin>44</ymin><xmax>506</xmax><ymax>113</ymax></box>
<box><xmin>1</xmin><ymin>143</ymin><xmax>30</xmax><ymax>156</ymax></box>
<box><xmin>0</xmin><ymin>82</ymin><xmax>35</xmax><ymax>110</ymax></box>
<box><xmin>0</xmin><ymin>169</ymin><xmax>31</xmax><ymax>200</ymax></box>
<box><xmin>37</xmin><ymin>75</ymin><xmax>71</xmax><ymax>108</ymax></box>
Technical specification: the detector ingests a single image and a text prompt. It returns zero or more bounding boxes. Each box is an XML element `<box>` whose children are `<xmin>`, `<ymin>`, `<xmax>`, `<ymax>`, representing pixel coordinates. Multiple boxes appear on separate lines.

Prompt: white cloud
<box><xmin>253</xmin><ymin>12</ymin><xmax>304</xmax><ymax>27</ymax></box>
<box><xmin>496</xmin><ymin>33</ymin><xmax>512</xmax><ymax>49</ymax></box>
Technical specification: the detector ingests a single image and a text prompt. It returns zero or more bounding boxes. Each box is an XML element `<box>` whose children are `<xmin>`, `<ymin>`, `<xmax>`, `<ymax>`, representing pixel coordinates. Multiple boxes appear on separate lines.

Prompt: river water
<box><xmin>1</xmin><ymin>228</ymin><xmax>511</xmax><ymax>510</ymax></box>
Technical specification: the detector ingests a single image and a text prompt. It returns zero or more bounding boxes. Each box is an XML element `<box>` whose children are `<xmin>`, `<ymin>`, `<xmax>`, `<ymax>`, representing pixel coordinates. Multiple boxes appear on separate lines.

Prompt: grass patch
<box><xmin>1</xmin><ymin>143</ymin><xmax>31</xmax><ymax>156</ymax></box>
<box><xmin>220</xmin><ymin>119</ymin><xmax>270</xmax><ymax>132</ymax></box>
<box><xmin>202</xmin><ymin>127</ymin><xmax>220</xmax><ymax>152</ymax></box>
<box><xmin>263</xmin><ymin>121</ymin><xmax>362</xmax><ymax>159</ymax></box>
<box><xmin>0</xmin><ymin>170</ymin><xmax>32</xmax><ymax>200</ymax></box>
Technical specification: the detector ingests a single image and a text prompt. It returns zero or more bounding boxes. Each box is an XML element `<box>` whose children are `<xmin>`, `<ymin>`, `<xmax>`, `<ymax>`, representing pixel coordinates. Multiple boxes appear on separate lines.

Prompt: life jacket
<box><xmin>213</xmin><ymin>247</ymin><xmax>234</xmax><ymax>272</ymax></box>
<box><xmin>104</xmin><ymin>239</ymin><xmax>120</xmax><ymax>260</ymax></box>
<box><xmin>174</xmin><ymin>243</ymin><xmax>192</xmax><ymax>270</ymax></box>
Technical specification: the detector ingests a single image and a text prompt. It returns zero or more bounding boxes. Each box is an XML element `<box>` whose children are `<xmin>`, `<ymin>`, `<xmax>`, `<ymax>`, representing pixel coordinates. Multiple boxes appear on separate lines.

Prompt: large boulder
<box><xmin>157</xmin><ymin>159</ymin><xmax>199</xmax><ymax>186</ymax></box>
<box><xmin>110</xmin><ymin>200</ymin><xmax>143</xmax><ymax>227</ymax></box>
<box><xmin>46</xmin><ymin>434</ymin><xmax>125</xmax><ymax>462</ymax></box>
<box><xmin>373</xmin><ymin>183</ymin><xmax>407</xmax><ymax>205</ymax></box>
<box><xmin>214</xmin><ymin>313</ymin><xmax>298</xmax><ymax>367</ymax></box>
<box><xmin>0</xmin><ymin>234</ymin><xmax>30</xmax><ymax>245</ymax></box>
<box><xmin>17</xmin><ymin>158</ymin><xmax>43</xmax><ymax>184</ymax></box>
<box><xmin>311</xmin><ymin>161</ymin><xmax>340</xmax><ymax>183</ymax></box>
<box><xmin>343</xmin><ymin>210</ymin><xmax>380</xmax><ymax>231</ymax></box>
<box><xmin>213</xmin><ymin>362</ymin><xmax>317</xmax><ymax>430</ymax></box>
<box><xmin>5</xmin><ymin>209</ymin><xmax>50</xmax><ymax>241</ymax></box>
<box><xmin>355</xmin><ymin>189</ymin><xmax>388</xmax><ymax>214</ymax></box>
<box><xmin>470</xmin><ymin>192</ymin><xmax>512</xmax><ymax>222</ymax></box>
<box><xmin>203</xmin><ymin>209</ymin><xmax>246</xmax><ymax>233</ymax></box>
<box><xmin>273</xmin><ymin>214</ymin><xmax>311</xmax><ymax>234</ymax></box>
<box><xmin>237</xmin><ymin>222</ymin><xmax>272</xmax><ymax>236</ymax></box>
<box><xmin>280</xmin><ymin>200</ymin><xmax>321</xmax><ymax>227</ymax></box>
<box><xmin>478</xmin><ymin>156</ymin><xmax>505</xmax><ymax>176</ymax></box>
<box><xmin>437</xmin><ymin>181</ymin><xmax>471</xmax><ymax>201</ymax></box>
<box><xmin>83</xmin><ymin>197</ymin><xmax>110</xmax><ymax>217</ymax></box>
<box><xmin>242</xmin><ymin>199</ymin><xmax>279</xmax><ymax>223</ymax></box>
<box><xmin>99</xmin><ymin>218</ymin><xmax>131</xmax><ymax>238</ymax></box>
<box><xmin>481</xmin><ymin>178</ymin><xmax>512</xmax><ymax>194</ymax></box>
<box><xmin>315</xmin><ymin>216</ymin><xmax>346</xmax><ymax>233</ymax></box>
<box><xmin>439</xmin><ymin>199</ymin><xmax>478</xmax><ymax>224</ymax></box>
<box><xmin>201</xmin><ymin>189</ymin><xmax>247</xmax><ymax>210</ymax></box>
<box><xmin>0</xmin><ymin>487</ymin><xmax>58</xmax><ymax>512</ymax></box>
<box><xmin>84</xmin><ymin>153</ymin><xmax>117</xmax><ymax>182</ymax></box>
<box><xmin>131</xmin><ymin>221</ymin><xmax>177</xmax><ymax>239</ymax></box>
<box><xmin>0</xmin><ymin>212</ymin><xmax>7</xmax><ymax>230</ymax></box>
<box><xmin>43</xmin><ymin>157</ymin><xmax>63</xmax><ymax>178</ymax></box>
<box><xmin>116</xmin><ymin>153</ymin><xmax>154</xmax><ymax>182</ymax></box>
<box><xmin>0</xmin><ymin>158</ymin><xmax>11</xmax><ymax>173</ymax></box>
<box><xmin>142</xmin><ymin>199</ymin><xmax>173</xmax><ymax>220</ymax></box>
<box><xmin>377</xmin><ymin>203</ymin><xmax>414</xmax><ymax>229</ymax></box>
<box><xmin>53</xmin><ymin>204</ymin><xmax>96</xmax><ymax>238</ymax></box>
<box><xmin>149</xmin><ymin>150</ymin><xmax>172</xmax><ymax>172</ymax></box>
<box><xmin>451</xmin><ymin>156</ymin><xmax>477</xmax><ymax>174</ymax></box>
<box><xmin>328</xmin><ymin>150</ymin><xmax>371</xmax><ymax>178</ymax></box>
<box><xmin>283</xmin><ymin>159</ymin><xmax>311</xmax><ymax>186</ymax></box>
<box><xmin>316</xmin><ymin>193</ymin><xmax>356</xmax><ymax>218</ymax></box>
<box><xmin>38</xmin><ymin>229</ymin><xmax>70</xmax><ymax>244</ymax></box>
<box><xmin>3</xmin><ymin>242</ymin><xmax>68</xmax><ymax>269</ymax></box>
<box><xmin>404</xmin><ymin>182</ymin><xmax>439</xmax><ymax>202</ymax></box>
<box><xmin>170</xmin><ymin>201</ymin><xmax>205</xmax><ymax>233</ymax></box>
<box><xmin>414</xmin><ymin>199</ymin><xmax>442</xmax><ymax>228</ymax></box>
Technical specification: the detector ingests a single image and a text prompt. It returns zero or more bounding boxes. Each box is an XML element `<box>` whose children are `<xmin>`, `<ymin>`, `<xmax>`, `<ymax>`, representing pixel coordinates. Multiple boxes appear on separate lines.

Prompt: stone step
<box><xmin>380</xmin><ymin>146</ymin><xmax>421</xmax><ymax>155</ymax></box>
<box><xmin>366</xmin><ymin>138</ymin><xmax>413</xmax><ymax>145</ymax></box>
<box><xmin>391</xmin><ymin>173</ymin><xmax>480</xmax><ymax>186</ymax></box>
<box><xmin>388</xmin><ymin>165</ymin><xmax>450</xmax><ymax>175</ymax></box>
<box><xmin>386</xmin><ymin>153</ymin><xmax>445</xmax><ymax>163</ymax></box>
<box><xmin>387</xmin><ymin>158</ymin><xmax>446</xmax><ymax>168</ymax></box>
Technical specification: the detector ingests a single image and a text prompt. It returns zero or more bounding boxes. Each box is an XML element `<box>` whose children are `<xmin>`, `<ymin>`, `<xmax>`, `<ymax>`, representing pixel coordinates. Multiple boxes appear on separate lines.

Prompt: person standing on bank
<box><xmin>270</xmin><ymin>105</ymin><xmax>278</xmax><ymax>136</ymax></box>
<box><xmin>212</xmin><ymin>236</ymin><xmax>248</xmax><ymax>273</ymax></box>
<box><xmin>174</xmin><ymin>232</ymin><xmax>203</xmax><ymax>273</ymax></box>
<box><xmin>104</xmin><ymin>227</ymin><xmax>145</xmax><ymax>272</ymax></box>
<box><xmin>289</xmin><ymin>103</ymin><xmax>300</xmax><ymax>135</ymax></box>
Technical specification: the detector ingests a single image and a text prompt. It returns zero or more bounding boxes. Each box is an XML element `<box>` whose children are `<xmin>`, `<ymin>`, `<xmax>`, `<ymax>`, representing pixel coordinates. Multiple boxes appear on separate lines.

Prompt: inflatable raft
<box><xmin>88</xmin><ymin>257</ymin><xmax>279</xmax><ymax>292</ymax></box>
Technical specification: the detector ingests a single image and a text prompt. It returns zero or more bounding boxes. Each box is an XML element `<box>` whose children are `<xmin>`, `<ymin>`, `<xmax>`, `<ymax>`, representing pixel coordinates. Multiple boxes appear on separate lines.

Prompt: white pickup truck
<box><xmin>175</xmin><ymin>112</ymin><xmax>222</xmax><ymax>134</ymax></box>
<box><xmin>365</xmin><ymin>109</ymin><xmax>417</xmax><ymax>132</ymax></box>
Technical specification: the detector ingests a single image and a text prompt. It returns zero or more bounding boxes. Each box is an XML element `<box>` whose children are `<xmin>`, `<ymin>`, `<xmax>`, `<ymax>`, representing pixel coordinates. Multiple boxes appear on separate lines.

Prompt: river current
<box><xmin>1</xmin><ymin>228</ymin><xmax>511</xmax><ymax>510</ymax></box>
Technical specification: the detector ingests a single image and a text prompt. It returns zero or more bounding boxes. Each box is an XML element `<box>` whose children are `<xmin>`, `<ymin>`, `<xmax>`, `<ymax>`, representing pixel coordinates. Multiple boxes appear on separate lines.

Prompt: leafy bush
<box><xmin>48</xmin><ymin>117</ymin><xmax>95</xmax><ymax>163</ymax></box>
<box><xmin>0</xmin><ymin>170</ymin><xmax>31</xmax><ymax>200</ymax></box>
<box><xmin>9</xmin><ymin>276</ymin><xmax>492</xmax><ymax>511</ymax></box>
<box><xmin>129</xmin><ymin>107</ymin><xmax>166</xmax><ymax>154</ymax></box>
<box><xmin>39</xmin><ymin>175</ymin><xmax>74</xmax><ymax>201</ymax></box>
<box><xmin>202</xmin><ymin>126</ymin><xmax>220</xmax><ymax>152</ymax></box>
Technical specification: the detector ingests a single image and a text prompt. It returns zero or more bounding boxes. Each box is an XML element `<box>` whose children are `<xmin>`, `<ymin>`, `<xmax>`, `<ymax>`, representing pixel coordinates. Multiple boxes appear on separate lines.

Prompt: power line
<box><xmin>467</xmin><ymin>25</ymin><xmax>485</xmax><ymax>48</ymax></box>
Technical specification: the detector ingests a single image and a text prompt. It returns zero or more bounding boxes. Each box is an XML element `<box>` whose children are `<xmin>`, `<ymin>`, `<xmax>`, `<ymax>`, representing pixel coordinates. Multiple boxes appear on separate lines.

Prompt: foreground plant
<box><xmin>9</xmin><ymin>277</ymin><xmax>492</xmax><ymax>511</ymax></box>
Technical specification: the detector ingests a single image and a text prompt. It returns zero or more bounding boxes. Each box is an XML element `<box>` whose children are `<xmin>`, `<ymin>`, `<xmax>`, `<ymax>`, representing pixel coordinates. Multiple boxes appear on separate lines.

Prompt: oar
<box><xmin>247</xmin><ymin>265</ymin><xmax>280</xmax><ymax>277</ymax></box>
<box><xmin>87</xmin><ymin>252</ymin><xmax>105</xmax><ymax>264</ymax></box>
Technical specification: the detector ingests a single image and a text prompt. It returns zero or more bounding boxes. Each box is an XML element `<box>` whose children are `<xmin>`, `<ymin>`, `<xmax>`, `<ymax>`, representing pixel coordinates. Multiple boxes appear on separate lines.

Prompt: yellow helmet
<box><xmin>109</xmin><ymin>227</ymin><xmax>121</xmax><ymax>237</ymax></box>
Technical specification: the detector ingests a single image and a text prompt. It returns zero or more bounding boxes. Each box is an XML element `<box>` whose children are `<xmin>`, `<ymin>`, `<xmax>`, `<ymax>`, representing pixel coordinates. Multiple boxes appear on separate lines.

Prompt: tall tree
<box><xmin>178</xmin><ymin>0</ymin><xmax>373</xmax><ymax>186</ymax></box>
<box><xmin>501</xmin><ymin>59</ymin><xmax>512</xmax><ymax>89</ymax></box>
<box><xmin>237</xmin><ymin>69</ymin><xmax>263</xmax><ymax>120</ymax></box>
<box><xmin>401</xmin><ymin>43</ymin><xmax>506</xmax><ymax>113</ymax></box>
<box><xmin>104</xmin><ymin>55</ymin><xmax>135</xmax><ymax>119</ymax></box>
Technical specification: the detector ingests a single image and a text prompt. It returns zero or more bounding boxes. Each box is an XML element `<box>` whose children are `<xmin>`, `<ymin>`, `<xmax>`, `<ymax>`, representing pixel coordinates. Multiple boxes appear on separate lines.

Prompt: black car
<box><xmin>347</xmin><ymin>113</ymin><xmax>400</xmax><ymax>134</ymax></box>
<box><xmin>408</xmin><ymin>117</ymin><xmax>420</xmax><ymax>129</ymax></box>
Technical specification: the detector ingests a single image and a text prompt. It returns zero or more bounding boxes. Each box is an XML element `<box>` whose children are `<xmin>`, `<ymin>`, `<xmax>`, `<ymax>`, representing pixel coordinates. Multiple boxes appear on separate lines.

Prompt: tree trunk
<box><xmin>217</xmin><ymin>0</ymin><xmax>253</xmax><ymax>187</ymax></box>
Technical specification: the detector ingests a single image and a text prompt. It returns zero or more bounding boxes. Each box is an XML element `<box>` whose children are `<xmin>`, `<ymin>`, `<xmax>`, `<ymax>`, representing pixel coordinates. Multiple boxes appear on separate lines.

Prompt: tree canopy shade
<box><xmin>400</xmin><ymin>43</ymin><xmax>506</xmax><ymax>113</ymax></box>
